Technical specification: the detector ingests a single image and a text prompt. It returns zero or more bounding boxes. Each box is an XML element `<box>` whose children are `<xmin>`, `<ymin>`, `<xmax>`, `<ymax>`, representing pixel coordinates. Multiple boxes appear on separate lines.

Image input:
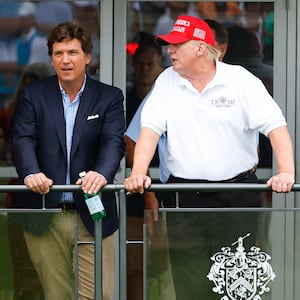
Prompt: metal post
<box><xmin>74</xmin><ymin>224</ymin><xmax>79</xmax><ymax>300</ymax></box>
<box><xmin>119</xmin><ymin>189</ymin><xmax>127</xmax><ymax>300</ymax></box>
<box><xmin>143</xmin><ymin>223</ymin><xmax>147</xmax><ymax>300</ymax></box>
<box><xmin>94</xmin><ymin>207</ymin><xmax>103</xmax><ymax>300</ymax></box>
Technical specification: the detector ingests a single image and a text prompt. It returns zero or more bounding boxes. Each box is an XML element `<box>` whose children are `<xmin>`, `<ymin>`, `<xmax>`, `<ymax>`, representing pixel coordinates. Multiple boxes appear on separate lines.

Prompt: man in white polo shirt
<box><xmin>125</xmin><ymin>19</ymin><xmax>229</xmax><ymax>185</ymax></box>
<box><xmin>124</xmin><ymin>15</ymin><xmax>294</xmax><ymax>300</ymax></box>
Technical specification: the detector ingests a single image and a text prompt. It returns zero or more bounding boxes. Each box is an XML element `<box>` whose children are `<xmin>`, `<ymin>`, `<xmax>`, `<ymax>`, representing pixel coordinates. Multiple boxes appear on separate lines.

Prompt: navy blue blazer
<box><xmin>11</xmin><ymin>75</ymin><xmax>125</xmax><ymax>237</ymax></box>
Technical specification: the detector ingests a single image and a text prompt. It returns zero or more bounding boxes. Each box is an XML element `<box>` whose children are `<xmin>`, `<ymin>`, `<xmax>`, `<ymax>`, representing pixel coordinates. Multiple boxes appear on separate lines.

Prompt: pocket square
<box><xmin>87</xmin><ymin>114</ymin><xmax>99</xmax><ymax>120</ymax></box>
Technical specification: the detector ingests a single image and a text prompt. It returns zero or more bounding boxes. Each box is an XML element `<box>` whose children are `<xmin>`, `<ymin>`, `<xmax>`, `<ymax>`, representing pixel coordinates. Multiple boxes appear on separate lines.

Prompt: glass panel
<box><xmin>126</xmin><ymin>3</ymin><xmax>277</xmax><ymax>298</ymax></box>
<box><xmin>145</xmin><ymin>193</ymin><xmax>290</xmax><ymax>300</ymax></box>
<box><xmin>0</xmin><ymin>1</ymin><xmax>101</xmax><ymax>168</ymax></box>
<box><xmin>0</xmin><ymin>200</ymin><xmax>106</xmax><ymax>299</ymax></box>
<box><xmin>126</xmin><ymin>1</ymin><xmax>274</xmax><ymax>173</ymax></box>
<box><xmin>126</xmin><ymin>2</ymin><xmax>274</xmax><ymax>66</ymax></box>
<box><xmin>145</xmin><ymin>210</ymin><xmax>176</xmax><ymax>300</ymax></box>
<box><xmin>0</xmin><ymin>213</ymin><xmax>14</xmax><ymax>300</ymax></box>
<box><xmin>0</xmin><ymin>211</ymin><xmax>57</xmax><ymax>299</ymax></box>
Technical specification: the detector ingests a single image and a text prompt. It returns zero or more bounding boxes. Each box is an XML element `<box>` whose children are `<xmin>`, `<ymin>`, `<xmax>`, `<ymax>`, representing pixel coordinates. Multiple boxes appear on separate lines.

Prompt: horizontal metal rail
<box><xmin>1</xmin><ymin>183</ymin><xmax>300</xmax><ymax>192</ymax></box>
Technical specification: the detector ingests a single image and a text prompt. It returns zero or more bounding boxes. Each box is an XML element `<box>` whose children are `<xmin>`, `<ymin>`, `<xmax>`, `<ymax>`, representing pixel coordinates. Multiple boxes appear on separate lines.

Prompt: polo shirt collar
<box><xmin>177</xmin><ymin>60</ymin><xmax>227</xmax><ymax>92</ymax></box>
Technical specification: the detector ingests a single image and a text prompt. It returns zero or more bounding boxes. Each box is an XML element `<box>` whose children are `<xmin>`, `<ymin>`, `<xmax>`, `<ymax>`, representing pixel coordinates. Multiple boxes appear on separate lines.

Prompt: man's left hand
<box><xmin>76</xmin><ymin>171</ymin><xmax>107</xmax><ymax>194</ymax></box>
<box><xmin>267</xmin><ymin>172</ymin><xmax>294</xmax><ymax>192</ymax></box>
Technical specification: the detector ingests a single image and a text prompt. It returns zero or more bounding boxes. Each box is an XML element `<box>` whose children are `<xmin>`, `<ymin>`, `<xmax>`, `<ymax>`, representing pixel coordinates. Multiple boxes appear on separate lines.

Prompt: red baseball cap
<box><xmin>155</xmin><ymin>15</ymin><xmax>215</xmax><ymax>47</ymax></box>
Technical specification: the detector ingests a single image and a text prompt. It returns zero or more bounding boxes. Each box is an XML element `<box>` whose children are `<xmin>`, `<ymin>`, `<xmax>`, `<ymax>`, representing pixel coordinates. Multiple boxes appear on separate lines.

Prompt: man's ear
<box><xmin>196</xmin><ymin>42</ymin><xmax>206</xmax><ymax>56</ymax></box>
<box><xmin>85</xmin><ymin>53</ymin><xmax>92</xmax><ymax>65</ymax></box>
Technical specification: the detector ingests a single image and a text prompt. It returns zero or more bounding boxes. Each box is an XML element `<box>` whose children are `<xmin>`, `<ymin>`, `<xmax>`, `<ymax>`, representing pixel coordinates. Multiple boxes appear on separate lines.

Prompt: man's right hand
<box><xmin>24</xmin><ymin>172</ymin><xmax>53</xmax><ymax>194</ymax></box>
<box><xmin>124</xmin><ymin>173</ymin><xmax>152</xmax><ymax>194</ymax></box>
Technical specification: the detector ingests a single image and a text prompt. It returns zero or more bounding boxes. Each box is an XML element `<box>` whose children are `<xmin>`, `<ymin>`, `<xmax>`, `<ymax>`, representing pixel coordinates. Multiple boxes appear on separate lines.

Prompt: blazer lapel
<box><xmin>71</xmin><ymin>79</ymin><xmax>98</xmax><ymax>159</ymax></box>
<box><xmin>46</xmin><ymin>79</ymin><xmax>67</xmax><ymax>158</ymax></box>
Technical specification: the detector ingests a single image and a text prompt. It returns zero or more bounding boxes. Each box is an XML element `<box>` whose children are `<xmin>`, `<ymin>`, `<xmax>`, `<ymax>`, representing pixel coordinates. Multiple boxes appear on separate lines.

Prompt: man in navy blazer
<box><xmin>12</xmin><ymin>21</ymin><xmax>125</xmax><ymax>300</ymax></box>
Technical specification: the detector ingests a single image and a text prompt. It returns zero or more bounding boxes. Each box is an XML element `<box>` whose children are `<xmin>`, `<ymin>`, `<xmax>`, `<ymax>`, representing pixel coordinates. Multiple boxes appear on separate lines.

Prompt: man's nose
<box><xmin>167</xmin><ymin>45</ymin><xmax>174</xmax><ymax>54</ymax></box>
<box><xmin>62</xmin><ymin>53</ymin><xmax>71</xmax><ymax>63</ymax></box>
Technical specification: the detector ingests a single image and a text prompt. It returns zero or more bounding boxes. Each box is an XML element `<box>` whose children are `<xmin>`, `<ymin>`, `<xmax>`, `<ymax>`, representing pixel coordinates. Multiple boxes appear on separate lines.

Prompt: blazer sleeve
<box><xmin>12</xmin><ymin>87</ymin><xmax>41</xmax><ymax>181</ymax></box>
<box><xmin>94</xmin><ymin>86</ymin><xmax>125</xmax><ymax>182</ymax></box>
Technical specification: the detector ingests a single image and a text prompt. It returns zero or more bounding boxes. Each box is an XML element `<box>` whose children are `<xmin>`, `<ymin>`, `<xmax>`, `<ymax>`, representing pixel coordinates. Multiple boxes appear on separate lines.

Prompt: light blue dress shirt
<box><xmin>60</xmin><ymin>76</ymin><xmax>86</xmax><ymax>202</ymax></box>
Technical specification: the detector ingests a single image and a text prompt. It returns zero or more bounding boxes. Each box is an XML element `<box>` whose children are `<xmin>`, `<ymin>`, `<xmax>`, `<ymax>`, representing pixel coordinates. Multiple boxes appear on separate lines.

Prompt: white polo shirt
<box><xmin>141</xmin><ymin>60</ymin><xmax>286</xmax><ymax>181</ymax></box>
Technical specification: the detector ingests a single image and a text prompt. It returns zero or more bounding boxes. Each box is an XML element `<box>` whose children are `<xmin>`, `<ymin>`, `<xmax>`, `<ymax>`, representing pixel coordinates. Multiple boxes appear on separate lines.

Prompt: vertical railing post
<box><xmin>94</xmin><ymin>194</ymin><xmax>103</xmax><ymax>300</ymax></box>
<box><xmin>74</xmin><ymin>218</ymin><xmax>102</xmax><ymax>300</ymax></box>
<box><xmin>143</xmin><ymin>223</ymin><xmax>147</xmax><ymax>300</ymax></box>
<box><xmin>119</xmin><ymin>189</ymin><xmax>127</xmax><ymax>300</ymax></box>
<box><xmin>74</xmin><ymin>224</ymin><xmax>79</xmax><ymax>300</ymax></box>
<box><xmin>42</xmin><ymin>194</ymin><xmax>46</xmax><ymax>209</ymax></box>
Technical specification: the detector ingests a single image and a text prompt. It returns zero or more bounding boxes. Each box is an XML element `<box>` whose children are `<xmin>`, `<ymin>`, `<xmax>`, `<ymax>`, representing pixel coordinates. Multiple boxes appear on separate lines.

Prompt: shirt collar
<box><xmin>59</xmin><ymin>74</ymin><xmax>86</xmax><ymax>98</ymax></box>
<box><xmin>176</xmin><ymin>60</ymin><xmax>224</xmax><ymax>92</ymax></box>
<box><xmin>212</xmin><ymin>60</ymin><xmax>228</xmax><ymax>86</ymax></box>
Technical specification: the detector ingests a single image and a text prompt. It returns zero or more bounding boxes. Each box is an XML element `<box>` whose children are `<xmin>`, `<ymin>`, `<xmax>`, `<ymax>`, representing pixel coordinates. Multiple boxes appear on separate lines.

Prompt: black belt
<box><xmin>169</xmin><ymin>169</ymin><xmax>255</xmax><ymax>184</ymax></box>
<box><xmin>224</xmin><ymin>169</ymin><xmax>254</xmax><ymax>183</ymax></box>
<box><xmin>58</xmin><ymin>202</ymin><xmax>77</xmax><ymax>212</ymax></box>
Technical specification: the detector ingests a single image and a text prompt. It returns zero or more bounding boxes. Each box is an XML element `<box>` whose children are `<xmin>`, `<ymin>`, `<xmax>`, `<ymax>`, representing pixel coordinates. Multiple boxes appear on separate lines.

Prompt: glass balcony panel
<box><xmin>0</xmin><ymin>211</ymin><xmax>60</xmax><ymax>299</ymax></box>
<box><xmin>145</xmin><ymin>191</ymin><xmax>291</xmax><ymax>300</ymax></box>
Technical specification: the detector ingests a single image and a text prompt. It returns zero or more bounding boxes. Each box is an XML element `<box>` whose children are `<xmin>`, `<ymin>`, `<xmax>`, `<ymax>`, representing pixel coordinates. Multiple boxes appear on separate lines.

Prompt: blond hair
<box><xmin>206</xmin><ymin>44</ymin><xmax>221</xmax><ymax>61</ymax></box>
<box><xmin>191</xmin><ymin>40</ymin><xmax>221</xmax><ymax>61</ymax></box>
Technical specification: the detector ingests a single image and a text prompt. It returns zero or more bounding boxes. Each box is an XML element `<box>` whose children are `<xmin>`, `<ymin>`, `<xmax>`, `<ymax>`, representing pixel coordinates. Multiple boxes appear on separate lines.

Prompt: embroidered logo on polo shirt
<box><xmin>210</xmin><ymin>97</ymin><xmax>236</xmax><ymax>108</ymax></box>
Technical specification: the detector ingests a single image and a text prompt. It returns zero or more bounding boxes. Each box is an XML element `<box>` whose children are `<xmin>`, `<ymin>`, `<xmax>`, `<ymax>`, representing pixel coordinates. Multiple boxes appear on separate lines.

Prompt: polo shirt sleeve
<box><xmin>239</xmin><ymin>68</ymin><xmax>287</xmax><ymax>136</ymax></box>
<box><xmin>141</xmin><ymin>78</ymin><xmax>167</xmax><ymax>136</ymax></box>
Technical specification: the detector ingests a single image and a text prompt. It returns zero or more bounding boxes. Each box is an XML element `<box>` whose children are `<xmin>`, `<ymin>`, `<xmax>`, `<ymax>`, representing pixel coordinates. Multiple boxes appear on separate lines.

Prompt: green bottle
<box><xmin>79</xmin><ymin>172</ymin><xmax>106</xmax><ymax>221</ymax></box>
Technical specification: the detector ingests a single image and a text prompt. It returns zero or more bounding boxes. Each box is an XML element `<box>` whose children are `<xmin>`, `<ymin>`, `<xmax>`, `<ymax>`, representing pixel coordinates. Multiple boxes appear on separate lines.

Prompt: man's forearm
<box><xmin>269</xmin><ymin>126</ymin><xmax>294</xmax><ymax>175</ymax></box>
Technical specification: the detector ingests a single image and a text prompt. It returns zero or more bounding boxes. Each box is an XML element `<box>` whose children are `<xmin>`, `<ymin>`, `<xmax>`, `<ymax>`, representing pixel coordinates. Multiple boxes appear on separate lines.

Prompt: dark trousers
<box><xmin>163</xmin><ymin>171</ymin><xmax>263</xmax><ymax>300</ymax></box>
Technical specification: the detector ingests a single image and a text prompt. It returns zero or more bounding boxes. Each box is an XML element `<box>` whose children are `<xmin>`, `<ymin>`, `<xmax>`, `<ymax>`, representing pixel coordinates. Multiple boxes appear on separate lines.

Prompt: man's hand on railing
<box><xmin>266</xmin><ymin>172</ymin><xmax>295</xmax><ymax>193</ymax></box>
<box><xmin>24</xmin><ymin>172</ymin><xmax>53</xmax><ymax>194</ymax></box>
<box><xmin>75</xmin><ymin>170</ymin><xmax>107</xmax><ymax>194</ymax></box>
<box><xmin>124</xmin><ymin>173</ymin><xmax>152</xmax><ymax>194</ymax></box>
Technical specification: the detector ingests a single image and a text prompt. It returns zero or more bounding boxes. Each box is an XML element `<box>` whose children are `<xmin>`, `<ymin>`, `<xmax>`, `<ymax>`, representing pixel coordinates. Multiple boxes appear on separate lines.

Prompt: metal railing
<box><xmin>1</xmin><ymin>183</ymin><xmax>300</xmax><ymax>300</ymax></box>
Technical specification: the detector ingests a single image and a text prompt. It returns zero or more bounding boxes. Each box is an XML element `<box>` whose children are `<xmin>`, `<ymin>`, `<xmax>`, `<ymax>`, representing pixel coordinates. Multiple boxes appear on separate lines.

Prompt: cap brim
<box><xmin>155</xmin><ymin>33</ymin><xmax>191</xmax><ymax>46</ymax></box>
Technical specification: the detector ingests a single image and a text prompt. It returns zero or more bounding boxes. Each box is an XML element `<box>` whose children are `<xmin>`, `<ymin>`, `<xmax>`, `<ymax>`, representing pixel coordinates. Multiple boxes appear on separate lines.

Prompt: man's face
<box><xmin>167</xmin><ymin>40</ymin><xmax>200</xmax><ymax>75</ymax></box>
<box><xmin>51</xmin><ymin>38</ymin><xmax>91</xmax><ymax>86</ymax></box>
<box><xmin>133</xmin><ymin>47</ymin><xmax>163</xmax><ymax>86</ymax></box>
